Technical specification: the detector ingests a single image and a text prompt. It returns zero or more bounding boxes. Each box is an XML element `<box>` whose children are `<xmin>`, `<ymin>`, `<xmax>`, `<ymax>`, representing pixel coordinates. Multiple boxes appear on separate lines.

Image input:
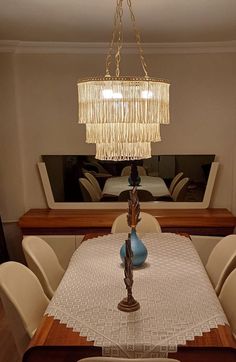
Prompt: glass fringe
<box><xmin>86</xmin><ymin>123</ymin><xmax>161</xmax><ymax>143</ymax></box>
<box><xmin>95</xmin><ymin>142</ymin><xmax>151</xmax><ymax>161</ymax></box>
<box><xmin>78</xmin><ymin>79</ymin><xmax>170</xmax><ymax>125</ymax></box>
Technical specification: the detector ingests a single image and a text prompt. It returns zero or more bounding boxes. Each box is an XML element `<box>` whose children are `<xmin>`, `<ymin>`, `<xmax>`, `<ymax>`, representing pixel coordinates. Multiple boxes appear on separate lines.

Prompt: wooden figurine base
<box><xmin>117</xmin><ymin>297</ymin><xmax>140</xmax><ymax>312</ymax></box>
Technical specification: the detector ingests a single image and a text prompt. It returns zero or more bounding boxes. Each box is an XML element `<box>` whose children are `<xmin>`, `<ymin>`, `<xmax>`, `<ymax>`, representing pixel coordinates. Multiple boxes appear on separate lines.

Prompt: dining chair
<box><xmin>171</xmin><ymin>177</ymin><xmax>189</xmax><ymax>201</ymax></box>
<box><xmin>84</xmin><ymin>172</ymin><xmax>102</xmax><ymax>198</ymax></box>
<box><xmin>79</xmin><ymin>357</ymin><xmax>181</xmax><ymax>362</ymax></box>
<box><xmin>118</xmin><ymin>189</ymin><xmax>154</xmax><ymax>201</ymax></box>
<box><xmin>205</xmin><ymin>234</ymin><xmax>236</xmax><ymax>295</ymax></box>
<box><xmin>169</xmin><ymin>172</ymin><xmax>184</xmax><ymax>194</ymax></box>
<box><xmin>85</xmin><ymin>159</ymin><xmax>110</xmax><ymax>174</ymax></box>
<box><xmin>111</xmin><ymin>211</ymin><xmax>161</xmax><ymax>233</ymax></box>
<box><xmin>79</xmin><ymin>177</ymin><xmax>101</xmax><ymax>202</ymax></box>
<box><xmin>121</xmin><ymin>165</ymin><xmax>147</xmax><ymax>176</ymax></box>
<box><xmin>22</xmin><ymin>235</ymin><xmax>65</xmax><ymax>299</ymax></box>
<box><xmin>0</xmin><ymin>261</ymin><xmax>49</xmax><ymax>356</ymax></box>
<box><xmin>218</xmin><ymin>268</ymin><xmax>236</xmax><ymax>339</ymax></box>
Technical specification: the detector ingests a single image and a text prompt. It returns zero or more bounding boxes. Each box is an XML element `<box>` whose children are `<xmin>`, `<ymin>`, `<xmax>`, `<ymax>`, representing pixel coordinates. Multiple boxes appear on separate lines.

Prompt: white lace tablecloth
<box><xmin>102</xmin><ymin>176</ymin><xmax>170</xmax><ymax>197</ymax></box>
<box><xmin>46</xmin><ymin>233</ymin><xmax>228</xmax><ymax>358</ymax></box>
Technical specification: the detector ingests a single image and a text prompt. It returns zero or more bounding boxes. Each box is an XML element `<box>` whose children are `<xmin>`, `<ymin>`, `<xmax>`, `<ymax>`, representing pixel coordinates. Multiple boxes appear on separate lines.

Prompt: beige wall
<box><xmin>0</xmin><ymin>50</ymin><xmax>236</xmax><ymax>222</ymax></box>
<box><xmin>0</xmin><ymin>53</ymin><xmax>25</xmax><ymax>221</ymax></box>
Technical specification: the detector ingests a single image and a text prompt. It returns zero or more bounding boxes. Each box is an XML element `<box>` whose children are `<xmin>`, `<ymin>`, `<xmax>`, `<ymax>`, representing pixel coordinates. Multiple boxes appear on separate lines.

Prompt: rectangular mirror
<box><xmin>38</xmin><ymin>155</ymin><xmax>218</xmax><ymax>209</ymax></box>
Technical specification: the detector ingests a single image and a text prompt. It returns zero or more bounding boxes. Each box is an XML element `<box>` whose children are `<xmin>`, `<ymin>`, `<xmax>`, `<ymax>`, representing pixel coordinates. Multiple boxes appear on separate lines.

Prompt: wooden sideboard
<box><xmin>19</xmin><ymin>208</ymin><xmax>236</xmax><ymax>236</ymax></box>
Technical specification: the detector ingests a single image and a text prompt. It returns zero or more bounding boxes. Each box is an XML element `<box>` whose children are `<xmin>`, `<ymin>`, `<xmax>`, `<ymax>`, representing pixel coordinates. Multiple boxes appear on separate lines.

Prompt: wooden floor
<box><xmin>0</xmin><ymin>301</ymin><xmax>21</xmax><ymax>362</ymax></box>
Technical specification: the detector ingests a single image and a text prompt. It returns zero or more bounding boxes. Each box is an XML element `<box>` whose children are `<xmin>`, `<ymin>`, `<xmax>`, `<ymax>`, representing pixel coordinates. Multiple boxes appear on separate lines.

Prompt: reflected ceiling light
<box><xmin>77</xmin><ymin>0</ymin><xmax>170</xmax><ymax>160</ymax></box>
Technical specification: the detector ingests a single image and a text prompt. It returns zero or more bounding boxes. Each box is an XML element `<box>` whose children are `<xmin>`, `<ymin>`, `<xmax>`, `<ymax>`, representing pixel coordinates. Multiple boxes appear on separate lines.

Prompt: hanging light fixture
<box><xmin>77</xmin><ymin>0</ymin><xmax>170</xmax><ymax>161</ymax></box>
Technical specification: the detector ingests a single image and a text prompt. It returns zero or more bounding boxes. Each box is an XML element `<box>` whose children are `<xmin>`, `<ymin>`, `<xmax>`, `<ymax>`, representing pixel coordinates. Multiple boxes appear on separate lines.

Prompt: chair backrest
<box><xmin>84</xmin><ymin>172</ymin><xmax>102</xmax><ymax>197</ymax></box>
<box><xmin>86</xmin><ymin>159</ymin><xmax>110</xmax><ymax>174</ymax></box>
<box><xmin>22</xmin><ymin>236</ymin><xmax>65</xmax><ymax>299</ymax></box>
<box><xmin>171</xmin><ymin>177</ymin><xmax>189</xmax><ymax>201</ymax></box>
<box><xmin>0</xmin><ymin>261</ymin><xmax>49</xmax><ymax>356</ymax></box>
<box><xmin>118</xmin><ymin>189</ymin><xmax>154</xmax><ymax>201</ymax></box>
<box><xmin>111</xmin><ymin>211</ymin><xmax>161</xmax><ymax>233</ymax></box>
<box><xmin>121</xmin><ymin>165</ymin><xmax>147</xmax><ymax>176</ymax></box>
<box><xmin>219</xmin><ymin>269</ymin><xmax>236</xmax><ymax>339</ymax></box>
<box><xmin>205</xmin><ymin>234</ymin><xmax>236</xmax><ymax>295</ymax></box>
<box><xmin>79</xmin><ymin>357</ymin><xmax>181</xmax><ymax>362</ymax></box>
<box><xmin>79</xmin><ymin>177</ymin><xmax>101</xmax><ymax>202</ymax></box>
<box><xmin>169</xmin><ymin>172</ymin><xmax>184</xmax><ymax>194</ymax></box>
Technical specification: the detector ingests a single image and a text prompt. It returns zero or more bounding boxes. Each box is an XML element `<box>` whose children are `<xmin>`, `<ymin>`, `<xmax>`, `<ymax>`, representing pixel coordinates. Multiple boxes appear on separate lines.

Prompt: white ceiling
<box><xmin>0</xmin><ymin>0</ymin><xmax>236</xmax><ymax>43</ymax></box>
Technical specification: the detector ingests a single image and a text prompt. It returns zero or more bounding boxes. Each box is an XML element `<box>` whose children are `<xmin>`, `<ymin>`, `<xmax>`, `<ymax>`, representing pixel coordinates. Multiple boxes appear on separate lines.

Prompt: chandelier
<box><xmin>77</xmin><ymin>0</ymin><xmax>170</xmax><ymax>160</ymax></box>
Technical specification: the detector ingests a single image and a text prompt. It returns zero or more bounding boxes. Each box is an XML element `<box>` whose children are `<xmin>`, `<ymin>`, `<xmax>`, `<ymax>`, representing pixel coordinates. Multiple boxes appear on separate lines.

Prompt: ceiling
<box><xmin>0</xmin><ymin>0</ymin><xmax>236</xmax><ymax>43</ymax></box>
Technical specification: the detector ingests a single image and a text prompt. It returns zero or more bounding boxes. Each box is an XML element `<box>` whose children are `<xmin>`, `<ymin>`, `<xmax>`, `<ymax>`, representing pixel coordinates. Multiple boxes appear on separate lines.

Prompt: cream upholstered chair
<box><xmin>111</xmin><ymin>212</ymin><xmax>161</xmax><ymax>233</ymax></box>
<box><xmin>219</xmin><ymin>269</ymin><xmax>236</xmax><ymax>339</ymax></box>
<box><xmin>22</xmin><ymin>236</ymin><xmax>65</xmax><ymax>299</ymax></box>
<box><xmin>121</xmin><ymin>165</ymin><xmax>147</xmax><ymax>176</ymax></box>
<box><xmin>79</xmin><ymin>357</ymin><xmax>181</xmax><ymax>362</ymax></box>
<box><xmin>169</xmin><ymin>172</ymin><xmax>184</xmax><ymax>194</ymax></box>
<box><xmin>205</xmin><ymin>234</ymin><xmax>236</xmax><ymax>295</ymax></box>
<box><xmin>171</xmin><ymin>177</ymin><xmax>189</xmax><ymax>201</ymax></box>
<box><xmin>84</xmin><ymin>172</ymin><xmax>102</xmax><ymax>198</ymax></box>
<box><xmin>0</xmin><ymin>261</ymin><xmax>49</xmax><ymax>356</ymax></box>
<box><xmin>79</xmin><ymin>177</ymin><xmax>101</xmax><ymax>202</ymax></box>
<box><xmin>121</xmin><ymin>165</ymin><xmax>132</xmax><ymax>176</ymax></box>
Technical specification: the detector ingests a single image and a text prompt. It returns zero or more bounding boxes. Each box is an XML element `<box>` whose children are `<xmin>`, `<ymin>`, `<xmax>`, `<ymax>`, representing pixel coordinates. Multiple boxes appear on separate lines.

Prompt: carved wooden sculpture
<box><xmin>118</xmin><ymin>166</ymin><xmax>141</xmax><ymax>312</ymax></box>
<box><xmin>127</xmin><ymin>186</ymin><xmax>141</xmax><ymax>228</ymax></box>
<box><xmin>117</xmin><ymin>233</ymin><xmax>140</xmax><ymax>312</ymax></box>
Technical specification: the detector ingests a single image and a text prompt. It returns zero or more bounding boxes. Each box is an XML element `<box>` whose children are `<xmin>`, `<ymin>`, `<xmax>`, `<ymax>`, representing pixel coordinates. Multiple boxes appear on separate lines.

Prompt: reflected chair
<box><xmin>171</xmin><ymin>177</ymin><xmax>189</xmax><ymax>201</ymax></box>
<box><xmin>169</xmin><ymin>172</ymin><xmax>184</xmax><ymax>194</ymax></box>
<box><xmin>219</xmin><ymin>269</ymin><xmax>236</xmax><ymax>339</ymax></box>
<box><xmin>0</xmin><ymin>261</ymin><xmax>49</xmax><ymax>356</ymax></box>
<box><xmin>205</xmin><ymin>234</ymin><xmax>236</xmax><ymax>295</ymax></box>
<box><xmin>79</xmin><ymin>177</ymin><xmax>101</xmax><ymax>202</ymax></box>
<box><xmin>85</xmin><ymin>159</ymin><xmax>110</xmax><ymax>174</ymax></box>
<box><xmin>118</xmin><ymin>189</ymin><xmax>154</xmax><ymax>201</ymax></box>
<box><xmin>22</xmin><ymin>236</ymin><xmax>65</xmax><ymax>299</ymax></box>
<box><xmin>121</xmin><ymin>165</ymin><xmax>147</xmax><ymax>176</ymax></box>
<box><xmin>79</xmin><ymin>357</ymin><xmax>181</xmax><ymax>362</ymax></box>
<box><xmin>84</xmin><ymin>172</ymin><xmax>102</xmax><ymax>198</ymax></box>
<box><xmin>111</xmin><ymin>211</ymin><xmax>161</xmax><ymax>233</ymax></box>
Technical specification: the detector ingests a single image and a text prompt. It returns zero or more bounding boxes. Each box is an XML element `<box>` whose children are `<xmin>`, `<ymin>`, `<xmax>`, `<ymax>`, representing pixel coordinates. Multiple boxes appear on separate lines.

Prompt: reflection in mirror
<box><xmin>42</xmin><ymin>155</ymin><xmax>215</xmax><ymax>203</ymax></box>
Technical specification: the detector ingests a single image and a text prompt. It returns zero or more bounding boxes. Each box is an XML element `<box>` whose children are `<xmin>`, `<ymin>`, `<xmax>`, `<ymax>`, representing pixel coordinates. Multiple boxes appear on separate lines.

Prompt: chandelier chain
<box><xmin>115</xmin><ymin>0</ymin><xmax>123</xmax><ymax>77</ymax></box>
<box><xmin>105</xmin><ymin>0</ymin><xmax>149</xmax><ymax>78</ymax></box>
<box><xmin>105</xmin><ymin>0</ymin><xmax>121</xmax><ymax>77</ymax></box>
<box><xmin>126</xmin><ymin>0</ymin><xmax>148</xmax><ymax>78</ymax></box>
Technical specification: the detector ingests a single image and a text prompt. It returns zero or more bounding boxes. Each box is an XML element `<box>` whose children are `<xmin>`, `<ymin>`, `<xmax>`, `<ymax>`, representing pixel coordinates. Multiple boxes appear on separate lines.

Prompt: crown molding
<box><xmin>0</xmin><ymin>40</ymin><xmax>236</xmax><ymax>54</ymax></box>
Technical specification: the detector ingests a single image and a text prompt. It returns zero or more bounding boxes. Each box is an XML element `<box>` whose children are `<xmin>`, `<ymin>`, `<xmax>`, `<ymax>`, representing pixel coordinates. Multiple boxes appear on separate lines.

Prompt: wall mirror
<box><xmin>38</xmin><ymin>154</ymin><xmax>218</xmax><ymax>209</ymax></box>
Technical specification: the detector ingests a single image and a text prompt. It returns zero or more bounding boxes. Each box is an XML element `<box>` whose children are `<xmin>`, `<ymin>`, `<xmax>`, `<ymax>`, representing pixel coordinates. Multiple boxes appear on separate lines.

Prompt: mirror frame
<box><xmin>38</xmin><ymin>160</ymin><xmax>219</xmax><ymax>209</ymax></box>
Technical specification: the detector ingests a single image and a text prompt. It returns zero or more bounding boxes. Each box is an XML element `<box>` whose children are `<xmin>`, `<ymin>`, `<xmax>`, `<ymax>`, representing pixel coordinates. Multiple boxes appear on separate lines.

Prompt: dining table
<box><xmin>23</xmin><ymin>232</ymin><xmax>236</xmax><ymax>362</ymax></box>
<box><xmin>102</xmin><ymin>176</ymin><xmax>170</xmax><ymax>198</ymax></box>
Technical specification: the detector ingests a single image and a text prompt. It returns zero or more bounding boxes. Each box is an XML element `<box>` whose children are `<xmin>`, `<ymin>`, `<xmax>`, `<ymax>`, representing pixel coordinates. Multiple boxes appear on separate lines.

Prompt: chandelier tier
<box><xmin>95</xmin><ymin>142</ymin><xmax>151</xmax><ymax>161</ymax></box>
<box><xmin>77</xmin><ymin>0</ymin><xmax>170</xmax><ymax>161</ymax></box>
<box><xmin>86</xmin><ymin>123</ymin><xmax>161</xmax><ymax>143</ymax></box>
<box><xmin>78</xmin><ymin>77</ymin><xmax>170</xmax><ymax>125</ymax></box>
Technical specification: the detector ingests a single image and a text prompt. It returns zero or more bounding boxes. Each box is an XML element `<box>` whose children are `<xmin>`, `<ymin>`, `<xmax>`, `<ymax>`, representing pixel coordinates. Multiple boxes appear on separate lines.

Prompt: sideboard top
<box><xmin>19</xmin><ymin>208</ymin><xmax>236</xmax><ymax>229</ymax></box>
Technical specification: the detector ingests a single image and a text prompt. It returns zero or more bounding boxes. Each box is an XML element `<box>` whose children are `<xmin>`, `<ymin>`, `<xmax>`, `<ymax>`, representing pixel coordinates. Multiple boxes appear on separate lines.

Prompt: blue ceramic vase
<box><xmin>120</xmin><ymin>228</ymin><xmax>148</xmax><ymax>267</ymax></box>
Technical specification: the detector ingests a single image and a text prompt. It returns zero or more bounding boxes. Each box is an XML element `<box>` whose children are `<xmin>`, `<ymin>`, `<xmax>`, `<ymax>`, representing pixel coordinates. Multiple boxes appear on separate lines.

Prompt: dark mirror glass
<box><xmin>42</xmin><ymin>154</ymin><xmax>215</xmax><ymax>203</ymax></box>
